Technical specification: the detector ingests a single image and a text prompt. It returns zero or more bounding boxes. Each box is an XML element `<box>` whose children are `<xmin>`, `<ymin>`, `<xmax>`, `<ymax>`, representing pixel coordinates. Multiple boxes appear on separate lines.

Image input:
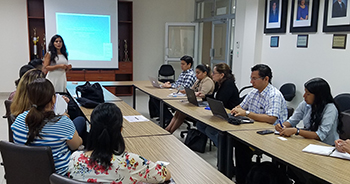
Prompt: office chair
<box><xmin>0</xmin><ymin>141</ymin><xmax>55</xmax><ymax>184</ymax></box>
<box><xmin>49</xmin><ymin>173</ymin><xmax>89</xmax><ymax>184</ymax></box>
<box><xmin>158</xmin><ymin>64</ymin><xmax>175</xmax><ymax>83</ymax></box>
<box><xmin>238</xmin><ymin>85</ymin><xmax>253</xmax><ymax>103</ymax></box>
<box><xmin>334</xmin><ymin>93</ymin><xmax>350</xmax><ymax>112</ymax></box>
<box><xmin>340</xmin><ymin>112</ymin><xmax>350</xmax><ymax>140</ymax></box>
<box><xmin>3</xmin><ymin>100</ymin><xmax>14</xmax><ymax>142</ymax></box>
<box><xmin>279</xmin><ymin>83</ymin><xmax>296</xmax><ymax>118</ymax></box>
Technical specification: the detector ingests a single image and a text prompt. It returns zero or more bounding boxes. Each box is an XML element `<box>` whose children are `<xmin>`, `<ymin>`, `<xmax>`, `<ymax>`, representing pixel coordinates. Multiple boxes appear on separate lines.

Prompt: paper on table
<box><xmin>330</xmin><ymin>150</ymin><xmax>350</xmax><ymax>160</ymax></box>
<box><xmin>54</xmin><ymin>94</ymin><xmax>68</xmax><ymax>115</ymax></box>
<box><xmin>123</xmin><ymin>115</ymin><xmax>149</xmax><ymax>122</ymax></box>
<box><xmin>302</xmin><ymin>144</ymin><xmax>335</xmax><ymax>156</ymax></box>
<box><xmin>168</xmin><ymin>92</ymin><xmax>186</xmax><ymax>97</ymax></box>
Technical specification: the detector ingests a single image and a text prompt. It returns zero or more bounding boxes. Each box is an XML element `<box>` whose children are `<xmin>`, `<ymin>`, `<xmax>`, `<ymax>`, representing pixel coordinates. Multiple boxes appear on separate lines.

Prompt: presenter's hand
<box><xmin>231</xmin><ymin>106</ymin><xmax>245</xmax><ymax>116</ymax></box>
<box><xmin>196</xmin><ymin>92</ymin><xmax>205</xmax><ymax>98</ymax></box>
<box><xmin>59</xmin><ymin>64</ymin><xmax>67</xmax><ymax>70</ymax></box>
<box><xmin>66</xmin><ymin>64</ymin><xmax>72</xmax><ymax>71</ymax></box>
<box><xmin>162</xmin><ymin>82</ymin><xmax>171</xmax><ymax>88</ymax></box>
<box><xmin>279</xmin><ymin>128</ymin><xmax>297</xmax><ymax>137</ymax></box>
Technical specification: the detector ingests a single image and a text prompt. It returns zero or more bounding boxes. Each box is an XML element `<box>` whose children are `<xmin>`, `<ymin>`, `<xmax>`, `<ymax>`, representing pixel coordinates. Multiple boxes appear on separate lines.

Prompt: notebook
<box><xmin>207</xmin><ymin>98</ymin><xmax>253</xmax><ymax>124</ymax></box>
<box><xmin>148</xmin><ymin>76</ymin><xmax>163</xmax><ymax>88</ymax></box>
<box><xmin>185</xmin><ymin>88</ymin><xmax>208</xmax><ymax>107</ymax></box>
<box><xmin>302</xmin><ymin>144</ymin><xmax>350</xmax><ymax>160</ymax></box>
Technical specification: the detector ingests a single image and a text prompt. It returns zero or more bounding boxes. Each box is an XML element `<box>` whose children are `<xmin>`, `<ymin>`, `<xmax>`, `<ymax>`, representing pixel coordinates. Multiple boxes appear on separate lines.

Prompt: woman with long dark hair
<box><xmin>43</xmin><ymin>34</ymin><xmax>72</xmax><ymax>92</ymax></box>
<box><xmin>68</xmin><ymin>103</ymin><xmax>171</xmax><ymax>183</ymax></box>
<box><xmin>11</xmin><ymin>78</ymin><xmax>82</xmax><ymax>175</ymax></box>
<box><xmin>165</xmin><ymin>64</ymin><xmax>214</xmax><ymax>133</ymax></box>
<box><xmin>276</xmin><ymin>77</ymin><xmax>342</xmax><ymax>145</ymax></box>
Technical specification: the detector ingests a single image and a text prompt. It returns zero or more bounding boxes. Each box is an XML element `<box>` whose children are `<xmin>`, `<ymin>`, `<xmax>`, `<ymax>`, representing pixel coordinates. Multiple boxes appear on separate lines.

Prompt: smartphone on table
<box><xmin>256</xmin><ymin>130</ymin><xmax>274</xmax><ymax>135</ymax></box>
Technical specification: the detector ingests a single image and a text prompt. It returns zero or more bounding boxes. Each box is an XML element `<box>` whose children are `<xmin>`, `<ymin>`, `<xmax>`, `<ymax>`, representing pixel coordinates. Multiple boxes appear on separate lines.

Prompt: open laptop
<box><xmin>185</xmin><ymin>88</ymin><xmax>208</xmax><ymax>107</ymax></box>
<box><xmin>148</xmin><ymin>76</ymin><xmax>163</xmax><ymax>88</ymax></box>
<box><xmin>207</xmin><ymin>98</ymin><xmax>253</xmax><ymax>124</ymax></box>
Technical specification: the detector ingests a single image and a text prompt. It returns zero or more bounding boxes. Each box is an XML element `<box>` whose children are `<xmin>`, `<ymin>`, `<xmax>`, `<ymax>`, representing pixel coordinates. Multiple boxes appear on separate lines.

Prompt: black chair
<box><xmin>49</xmin><ymin>173</ymin><xmax>89</xmax><ymax>184</ymax></box>
<box><xmin>238</xmin><ymin>85</ymin><xmax>253</xmax><ymax>103</ymax></box>
<box><xmin>3</xmin><ymin>100</ymin><xmax>14</xmax><ymax>142</ymax></box>
<box><xmin>158</xmin><ymin>64</ymin><xmax>175</xmax><ymax>83</ymax></box>
<box><xmin>334</xmin><ymin>93</ymin><xmax>350</xmax><ymax>112</ymax></box>
<box><xmin>279</xmin><ymin>83</ymin><xmax>296</xmax><ymax>118</ymax></box>
<box><xmin>340</xmin><ymin>112</ymin><xmax>350</xmax><ymax>140</ymax></box>
<box><xmin>0</xmin><ymin>141</ymin><xmax>55</xmax><ymax>184</ymax></box>
<box><xmin>279</xmin><ymin>83</ymin><xmax>296</xmax><ymax>102</ymax></box>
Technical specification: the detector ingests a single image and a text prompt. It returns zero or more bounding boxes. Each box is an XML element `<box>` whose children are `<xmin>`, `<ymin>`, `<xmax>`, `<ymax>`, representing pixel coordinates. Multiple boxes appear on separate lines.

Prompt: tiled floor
<box><xmin>0</xmin><ymin>90</ymin><xmax>271</xmax><ymax>183</ymax></box>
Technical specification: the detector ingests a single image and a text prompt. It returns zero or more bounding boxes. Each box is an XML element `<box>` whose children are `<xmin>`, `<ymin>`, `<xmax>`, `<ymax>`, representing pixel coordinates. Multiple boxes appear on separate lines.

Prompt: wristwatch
<box><xmin>295</xmin><ymin>128</ymin><xmax>300</xmax><ymax>135</ymax></box>
<box><xmin>245</xmin><ymin>111</ymin><xmax>250</xmax><ymax>117</ymax></box>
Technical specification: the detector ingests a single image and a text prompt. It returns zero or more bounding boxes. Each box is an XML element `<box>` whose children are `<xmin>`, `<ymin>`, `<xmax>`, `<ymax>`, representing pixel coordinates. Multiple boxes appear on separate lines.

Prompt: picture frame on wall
<box><xmin>323</xmin><ymin>0</ymin><xmax>350</xmax><ymax>32</ymax></box>
<box><xmin>332</xmin><ymin>34</ymin><xmax>347</xmax><ymax>49</ymax></box>
<box><xmin>297</xmin><ymin>34</ymin><xmax>309</xmax><ymax>47</ymax></box>
<box><xmin>270</xmin><ymin>36</ymin><xmax>280</xmax><ymax>47</ymax></box>
<box><xmin>290</xmin><ymin>0</ymin><xmax>320</xmax><ymax>32</ymax></box>
<box><xmin>264</xmin><ymin>0</ymin><xmax>288</xmax><ymax>33</ymax></box>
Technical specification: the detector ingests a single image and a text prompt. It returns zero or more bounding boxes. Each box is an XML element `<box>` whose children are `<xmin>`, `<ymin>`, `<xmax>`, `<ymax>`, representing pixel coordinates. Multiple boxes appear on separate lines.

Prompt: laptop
<box><xmin>207</xmin><ymin>98</ymin><xmax>253</xmax><ymax>124</ymax></box>
<box><xmin>185</xmin><ymin>88</ymin><xmax>208</xmax><ymax>107</ymax></box>
<box><xmin>148</xmin><ymin>76</ymin><xmax>163</xmax><ymax>88</ymax></box>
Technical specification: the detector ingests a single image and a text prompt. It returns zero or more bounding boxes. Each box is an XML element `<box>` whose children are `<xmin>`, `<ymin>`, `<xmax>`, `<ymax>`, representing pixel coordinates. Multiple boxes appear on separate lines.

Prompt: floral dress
<box><xmin>68</xmin><ymin>151</ymin><xmax>168</xmax><ymax>184</ymax></box>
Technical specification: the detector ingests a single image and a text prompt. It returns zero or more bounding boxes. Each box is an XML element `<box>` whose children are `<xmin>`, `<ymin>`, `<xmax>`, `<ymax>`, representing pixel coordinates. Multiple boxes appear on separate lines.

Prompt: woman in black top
<box><xmin>196</xmin><ymin>63</ymin><xmax>240</xmax><ymax>146</ymax></box>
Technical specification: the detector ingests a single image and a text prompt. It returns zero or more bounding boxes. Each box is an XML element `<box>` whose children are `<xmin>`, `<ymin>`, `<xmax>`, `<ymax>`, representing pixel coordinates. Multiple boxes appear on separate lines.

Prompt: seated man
<box><xmin>231</xmin><ymin>64</ymin><xmax>288</xmax><ymax>184</ymax></box>
<box><xmin>148</xmin><ymin>55</ymin><xmax>196</xmax><ymax>124</ymax></box>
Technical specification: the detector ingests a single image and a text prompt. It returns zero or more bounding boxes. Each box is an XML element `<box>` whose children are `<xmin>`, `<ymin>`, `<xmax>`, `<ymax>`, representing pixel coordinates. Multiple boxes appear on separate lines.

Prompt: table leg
<box><xmin>133</xmin><ymin>86</ymin><xmax>136</xmax><ymax>109</ymax></box>
<box><xmin>226</xmin><ymin>134</ymin><xmax>234</xmax><ymax>179</ymax></box>
<box><xmin>160</xmin><ymin>100</ymin><xmax>165</xmax><ymax>128</ymax></box>
<box><xmin>217</xmin><ymin>131</ymin><xmax>228</xmax><ymax>176</ymax></box>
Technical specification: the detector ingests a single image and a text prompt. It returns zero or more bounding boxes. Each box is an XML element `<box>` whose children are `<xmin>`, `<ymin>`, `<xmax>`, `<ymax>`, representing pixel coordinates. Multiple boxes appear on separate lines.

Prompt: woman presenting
<box><xmin>43</xmin><ymin>34</ymin><xmax>71</xmax><ymax>92</ymax></box>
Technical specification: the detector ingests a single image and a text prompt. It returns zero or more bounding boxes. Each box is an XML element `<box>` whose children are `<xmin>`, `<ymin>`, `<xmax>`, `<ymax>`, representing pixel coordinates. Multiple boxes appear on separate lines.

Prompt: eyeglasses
<box><xmin>250</xmin><ymin>77</ymin><xmax>264</xmax><ymax>81</ymax></box>
<box><xmin>212</xmin><ymin>71</ymin><xmax>220</xmax><ymax>75</ymax></box>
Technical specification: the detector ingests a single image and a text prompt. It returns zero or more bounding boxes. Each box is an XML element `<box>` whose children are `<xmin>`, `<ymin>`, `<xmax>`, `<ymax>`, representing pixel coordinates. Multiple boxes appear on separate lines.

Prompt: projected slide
<box><xmin>56</xmin><ymin>13</ymin><xmax>112</xmax><ymax>61</ymax></box>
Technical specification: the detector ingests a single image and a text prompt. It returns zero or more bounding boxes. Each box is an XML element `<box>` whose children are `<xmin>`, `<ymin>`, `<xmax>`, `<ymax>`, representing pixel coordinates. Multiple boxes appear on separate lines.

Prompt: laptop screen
<box><xmin>207</xmin><ymin>98</ymin><xmax>229</xmax><ymax>120</ymax></box>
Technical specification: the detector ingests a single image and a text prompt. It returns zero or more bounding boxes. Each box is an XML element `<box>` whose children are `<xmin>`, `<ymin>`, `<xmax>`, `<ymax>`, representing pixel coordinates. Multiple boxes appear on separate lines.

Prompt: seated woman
<box><xmin>11</xmin><ymin>78</ymin><xmax>82</xmax><ymax>175</ymax></box>
<box><xmin>10</xmin><ymin>68</ymin><xmax>86</xmax><ymax>138</ymax></box>
<box><xmin>275</xmin><ymin>77</ymin><xmax>342</xmax><ymax>145</ymax></box>
<box><xmin>196</xmin><ymin>63</ymin><xmax>240</xmax><ymax>146</ymax></box>
<box><xmin>165</xmin><ymin>64</ymin><xmax>214</xmax><ymax>133</ymax></box>
<box><xmin>68</xmin><ymin>103</ymin><xmax>171</xmax><ymax>183</ymax></box>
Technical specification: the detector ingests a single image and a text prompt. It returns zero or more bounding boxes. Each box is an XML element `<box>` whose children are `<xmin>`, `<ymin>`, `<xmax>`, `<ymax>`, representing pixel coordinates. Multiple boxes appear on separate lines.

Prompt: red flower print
<box><xmin>87</xmin><ymin>178</ymin><xmax>97</xmax><ymax>182</ymax></box>
<box><xmin>112</xmin><ymin>181</ymin><xmax>122</xmax><ymax>184</ymax></box>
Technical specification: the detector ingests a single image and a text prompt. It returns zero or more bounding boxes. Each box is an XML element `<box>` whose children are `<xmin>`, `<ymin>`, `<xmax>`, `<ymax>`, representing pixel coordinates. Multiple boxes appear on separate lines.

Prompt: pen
<box><xmin>135</xmin><ymin>117</ymin><xmax>139</xmax><ymax>120</ymax></box>
<box><xmin>279</xmin><ymin>120</ymin><xmax>284</xmax><ymax>128</ymax></box>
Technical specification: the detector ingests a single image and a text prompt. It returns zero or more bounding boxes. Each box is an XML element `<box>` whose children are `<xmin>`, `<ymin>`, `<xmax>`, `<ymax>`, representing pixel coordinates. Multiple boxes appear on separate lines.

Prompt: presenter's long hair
<box><xmin>87</xmin><ymin>103</ymin><xmax>125</xmax><ymax>169</ymax></box>
<box><xmin>304</xmin><ymin>78</ymin><xmax>342</xmax><ymax>133</ymax></box>
<box><xmin>48</xmin><ymin>34</ymin><xmax>68</xmax><ymax>64</ymax></box>
<box><xmin>25</xmin><ymin>78</ymin><xmax>59</xmax><ymax>145</ymax></box>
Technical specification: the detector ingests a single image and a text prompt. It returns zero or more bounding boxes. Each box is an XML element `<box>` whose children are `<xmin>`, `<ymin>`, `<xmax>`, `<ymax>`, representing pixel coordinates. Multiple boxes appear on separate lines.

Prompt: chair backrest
<box><xmin>340</xmin><ymin>112</ymin><xmax>350</xmax><ymax>140</ymax></box>
<box><xmin>334</xmin><ymin>93</ymin><xmax>350</xmax><ymax>112</ymax></box>
<box><xmin>4</xmin><ymin>100</ymin><xmax>14</xmax><ymax>142</ymax></box>
<box><xmin>238</xmin><ymin>85</ymin><xmax>253</xmax><ymax>103</ymax></box>
<box><xmin>279</xmin><ymin>83</ymin><xmax>296</xmax><ymax>102</ymax></box>
<box><xmin>158</xmin><ymin>64</ymin><xmax>175</xmax><ymax>83</ymax></box>
<box><xmin>50</xmin><ymin>173</ymin><xmax>89</xmax><ymax>184</ymax></box>
<box><xmin>0</xmin><ymin>141</ymin><xmax>56</xmax><ymax>184</ymax></box>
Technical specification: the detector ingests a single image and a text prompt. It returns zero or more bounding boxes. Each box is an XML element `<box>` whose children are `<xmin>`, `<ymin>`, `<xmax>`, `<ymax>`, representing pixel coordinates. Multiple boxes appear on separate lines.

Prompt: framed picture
<box><xmin>290</xmin><ymin>0</ymin><xmax>320</xmax><ymax>32</ymax></box>
<box><xmin>332</xmin><ymin>34</ymin><xmax>347</xmax><ymax>49</ymax></box>
<box><xmin>270</xmin><ymin>36</ymin><xmax>280</xmax><ymax>47</ymax></box>
<box><xmin>323</xmin><ymin>0</ymin><xmax>350</xmax><ymax>32</ymax></box>
<box><xmin>297</xmin><ymin>34</ymin><xmax>309</xmax><ymax>47</ymax></box>
<box><xmin>264</xmin><ymin>0</ymin><xmax>288</xmax><ymax>33</ymax></box>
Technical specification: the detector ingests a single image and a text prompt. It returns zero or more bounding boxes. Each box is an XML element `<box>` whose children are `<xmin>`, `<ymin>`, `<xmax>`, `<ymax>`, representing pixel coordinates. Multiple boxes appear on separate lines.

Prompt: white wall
<box><xmin>132</xmin><ymin>0</ymin><xmax>195</xmax><ymax>80</ymax></box>
<box><xmin>236</xmin><ymin>0</ymin><xmax>350</xmax><ymax>109</ymax></box>
<box><xmin>0</xmin><ymin>0</ymin><xmax>29</xmax><ymax>92</ymax></box>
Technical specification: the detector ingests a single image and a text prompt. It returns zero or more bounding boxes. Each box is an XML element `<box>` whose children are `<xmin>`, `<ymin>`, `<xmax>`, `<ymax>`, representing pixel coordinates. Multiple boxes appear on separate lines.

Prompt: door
<box><xmin>165</xmin><ymin>23</ymin><xmax>199</xmax><ymax>66</ymax></box>
<box><xmin>210</xmin><ymin>19</ymin><xmax>231</xmax><ymax>67</ymax></box>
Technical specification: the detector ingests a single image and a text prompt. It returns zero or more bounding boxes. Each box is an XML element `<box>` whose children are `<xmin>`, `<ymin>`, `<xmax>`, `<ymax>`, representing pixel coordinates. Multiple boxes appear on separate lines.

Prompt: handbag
<box><xmin>75</xmin><ymin>82</ymin><xmax>105</xmax><ymax>108</ymax></box>
<box><xmin>184</xmin><ymin>129</ymin><xmax>208</xmax><ymax>153</ymax></box>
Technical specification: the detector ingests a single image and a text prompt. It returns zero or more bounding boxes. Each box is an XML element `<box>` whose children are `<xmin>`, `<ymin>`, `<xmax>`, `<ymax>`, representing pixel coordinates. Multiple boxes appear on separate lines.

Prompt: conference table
<box><xmin>163</xmin><ymin>99</ymin><xmax>272</xmax><ymax>177</ymax></box>
<box><xmin>125</xmin><ymin>135</ymin><xmax>235</xmax><ymax>184</ymax></box>
<box><xmin>228</xmin><ymin>130</ymin><xmax>350</xmax><ymax>184</ymax></box>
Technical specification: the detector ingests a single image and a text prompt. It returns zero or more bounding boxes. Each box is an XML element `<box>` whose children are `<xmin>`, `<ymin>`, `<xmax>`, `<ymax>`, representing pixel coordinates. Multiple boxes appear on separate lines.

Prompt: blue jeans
<box><xmin>196</xmin><ymin>121</ymin><xmax>218</xmax><ymax>146</ymax></box>
<box><xmin>72</xmin><ymin>116</ymin><xmax>87</xmax><ymax>142</ymax></box>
